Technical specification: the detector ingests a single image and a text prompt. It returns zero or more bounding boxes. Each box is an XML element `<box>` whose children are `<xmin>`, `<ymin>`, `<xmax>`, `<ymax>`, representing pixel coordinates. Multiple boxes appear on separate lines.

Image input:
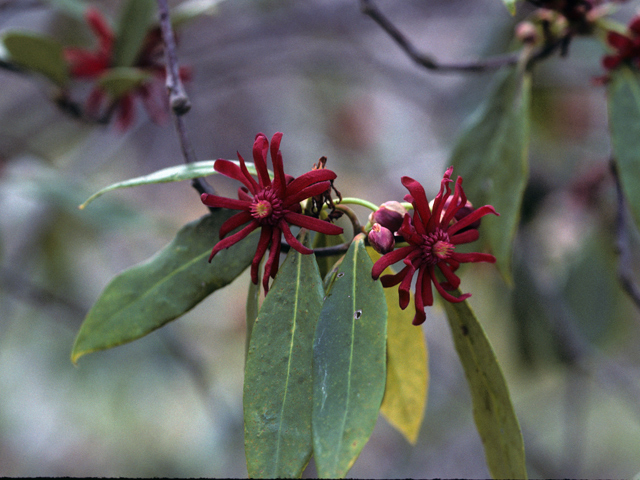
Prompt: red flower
<box><xmin>371</xmin><ymin>167</ymin><xmax>498</xmax><ymax>325</ymax></box>
<box><xmin>602</xmin><ymin>16</ymin><xmax>640</xmax><ymax>72</ymax></box>
<box><xmin>63</xmin><ymin>7</ymin><xmax>191</xmax><ymax>130</ymax></box>
<box><xmin>201</xmin><ymin>133</ymin><xmax>344</xmax><ymax>293</ymax></box>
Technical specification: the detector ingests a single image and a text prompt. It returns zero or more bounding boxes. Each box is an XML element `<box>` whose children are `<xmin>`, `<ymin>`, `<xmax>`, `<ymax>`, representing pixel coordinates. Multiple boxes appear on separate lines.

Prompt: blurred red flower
<box><xmin>371</xmin><ymin>167</ymin><xmax>498</xmax><ymax>325</ymax></box>
<box><xmin>201</xmin><ymin>133</ymin><xmax>343</xmax><ymax>293</ymax></box>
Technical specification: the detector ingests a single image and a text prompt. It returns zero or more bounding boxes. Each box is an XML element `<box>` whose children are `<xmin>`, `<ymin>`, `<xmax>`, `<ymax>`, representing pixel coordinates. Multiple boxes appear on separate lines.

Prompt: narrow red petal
<box><xmin>429</xmin><ymin>268</ymin><xmax>471</xmax><ymax>303</ymax></box>
<box><xmin>283</xmin><ymin>211</ymin><xmax>343</xmax><ymax>235</ymax></box>
<box><xmin>447</xmin><ymin>205</ymin><xmax>498</xmax><ymax>236</ymax></box>
<box><xmin>398</xmin><ymin>264</ymin><xmax>416</xmax><ymax>310</ymax></box>
<box><xmin>380</xmin><ymin>266</ymin><xmax>410</xmax><ymax>287</ymax></box>
<box><xmin>412</xmin><ymin>267</ymin><xmax>426</xmax><ymax>325</ymax></box>
<box><xmin>116</xmin><ymin>94</ymin><xmax>135</xmax><ymax>131</ymax></box>
<box><xmin>608</xmin><ymin>31</ymin><xmax>632</xmax><ymax>50</ymax></box>
<box><xmin>280</xmin><ymin>221</ymin><xmax>314</xmax><ymax>254</ymax></box>
<box><xmin>219</xmin><ymin>211</ymin><xmax>253</xmax><ymax>239</ymax></box>
<box><xmin>214</xmin><ymin>159</ymin><xmax>258</xmax><ymax>195</ymax></box>
<box><xmin>201</xmin><ymin>193</ymin><xmax>250</xmax><ymax>211</ymax></box>
<box><xmin>437</xmin><ymin>262</ymin><xmax>461</xmax><ymax>289</ymax></box>
<box><xmin>208</xmin><ymin>221</ymin><xmax>259</xmax><ymax>261</ymax></box>
<box><xmin>371</xmin><ymin>245</ymin><xmax>416</xmax><ymax>279</ymax></box>
<box><xmin>401</xmin><ymin>176</ymin><xmax>431</xmax><ymax>228</ymax></box>
<box><xmin>283</xmin><ymin>182</ymin><xmax>331</xmax><ymax>208</ymax></box>
<box><xmin>251</xmin><ymin>227</ymin><xmax>271</xmax><ymax>285</ymax></box>
<box><xmin>285</xmin><ymin>169</ymin><xmax>337</xmax><ymax>198</ymax></box>
<box><xmin>450</xmin><ymin>252</ymin><xmax>496</xmax><ymax>263</ymax></box>
<box><xmin>262</xmin><ymin>227</ymin><xmax>282</xmax><ymax>293</ymax></box>
<box><xmin>270</xmin><ymin>132</ymin><xmax>286</xmax><ymax>196</ymax></box>
<box><xmin>421</xmin><ymin>266</ymin><xmax>434</xmax><ymax>307</ymax></box>
<box><xmin>450</xmin><ymin>229</ymin><xmax>479</xmax><ymax>245</ymax></box>
<box><xmin>253</xmin><ymin>133</ymin><xmax>271</xmax><ymax>188</ymax></box>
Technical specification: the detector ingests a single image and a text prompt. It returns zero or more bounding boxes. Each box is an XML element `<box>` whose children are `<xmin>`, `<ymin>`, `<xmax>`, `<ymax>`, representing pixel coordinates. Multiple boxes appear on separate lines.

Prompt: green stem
<box><xmin>338</xmin><ymin>197</ymin><xmax>379</xmax><ymax>212</ymax></box>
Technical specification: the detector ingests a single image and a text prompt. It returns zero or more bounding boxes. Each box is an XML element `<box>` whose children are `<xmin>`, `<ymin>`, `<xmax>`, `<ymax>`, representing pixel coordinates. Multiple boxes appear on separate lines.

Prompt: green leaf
<box><xmin>79</xmin><ymin>160</ymin><xmax>261</xmax><ymax>209</ymax></box>
<box><xmin>367</xmin><ymin>248</ymin><xmax>427</xmax><ymax>445</ymax></box>
<box><xmin>502</xmin><ymin>0</ymin><xmax>518</xmax><ymax>15</ymax></box>
<box><xmin>243</xmin><ymin>230</ymin><xmax>323</xmax><ymax>478</ymax></box>
<box><xmin>71</xmin><ymin>210</ymin><xmax>257</xmax><ymax>363</ymax></box>
<box><xmin>170</xmin><ymin>0</ymin><xmax>224</xmax><ymax>27</ymax></box>
<box><xmin>96</xmin><ymin>67</ymin><xmax>151</xmax><ymax>99</ymax></box>
<box><xmin>608</xmin><ymin>67</ymin><xmax>640</xmax><ymax>230</ymax></box>
<box><xmin>245</xmin><ymin>267</ymin><xmax>261</xmax><ymax>362</ymax></box>
<box><xmin>449</xmin><ymin>67</ymin><xmax>531</xmax><ymax>284</ymax></box>
<box><xmin>312</xmin><ymin>234</ymin><xmax>387</xmax><ymax>479</ymax></box>
<box><xmin>312</xmin><ymin>231</ymin><xmax>347</xmax><ymax>280</ymax></box>
<box><xmin>2</xmin><ymin>31</ymin><xmax>69</xmax><ymax>86</ymax></box>
<box><xmin>46</xmin><ymin>0</ymin><xmax>87</xmax><ymax>19</ymax></box>
<box><xmin>443</xmin><ymin>294</ymin><xmax>527</xmax><ymax>480</ymax></box>
<box><xmin>113</xmin><ymin>0</ymin><xmax>156</xmax><ymax>68</ymax></box>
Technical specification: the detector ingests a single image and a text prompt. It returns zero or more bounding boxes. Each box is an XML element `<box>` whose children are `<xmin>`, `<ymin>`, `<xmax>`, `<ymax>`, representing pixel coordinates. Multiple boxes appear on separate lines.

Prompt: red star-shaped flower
<box><xmin>63</xmin><ymin>7</ymin><xmax>191</xmax><ymax>130</ymax></box>
<box><xmin>602</xmin><ymin>16</ymin><xmax>640</xmax><ymax>72</ymax></box>
<box><xmin>371</xmin><ymin>167</ymin><xmax>498</xmax><ymax>325</ymax></box>
<box><xmin>201</xmin><ymin>132</ymin><xmax>344</xmax><ymax>293</ymax></box>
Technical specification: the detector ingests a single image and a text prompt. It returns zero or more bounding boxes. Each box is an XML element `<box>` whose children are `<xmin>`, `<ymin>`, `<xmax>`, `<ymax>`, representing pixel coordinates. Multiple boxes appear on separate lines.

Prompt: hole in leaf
<box><xmin>354</xmin><ymin>310</ymin><xmax>362</xmax><ymax>319</ymax></box>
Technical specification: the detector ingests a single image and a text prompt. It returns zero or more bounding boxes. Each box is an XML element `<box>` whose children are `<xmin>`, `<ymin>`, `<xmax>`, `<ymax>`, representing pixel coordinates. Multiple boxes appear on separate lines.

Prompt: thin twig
<box><xmin>156</xmin><ymin>0</ymin><xmax>214</xmax><ymax>197</ymax></box>
<box><xmin>359</xmin><ymin>0</ymin><xmax>566</xmax><ymax>74</ymax></box>
<box><xmin>610</xmin><ymin>159</ymin><xmax>640</xmax><ymax>310</ymax></box>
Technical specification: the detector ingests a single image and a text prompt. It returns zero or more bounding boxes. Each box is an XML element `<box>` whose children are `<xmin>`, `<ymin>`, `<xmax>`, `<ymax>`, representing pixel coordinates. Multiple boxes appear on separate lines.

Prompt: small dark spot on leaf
<box><xmin>337</xmin><ymin>272</ymin><xmax>345</xmax><ymax>278</ymax></box>
<box><xmin>354</xmin><ymin>310</ymin><xmax>362</xmax><ymax>320</ymax></box>
<box><xmin>461</xmin><ymin>325</ymin><xmax>469</xmax><ymax>336</ymax></box>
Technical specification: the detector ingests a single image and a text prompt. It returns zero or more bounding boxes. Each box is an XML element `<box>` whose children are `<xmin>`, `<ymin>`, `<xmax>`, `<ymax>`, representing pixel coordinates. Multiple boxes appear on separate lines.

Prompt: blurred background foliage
<box><xmin>1</xmin><ymin>0</ymin><xmax>640</xmax><ymax>477</ymax></box>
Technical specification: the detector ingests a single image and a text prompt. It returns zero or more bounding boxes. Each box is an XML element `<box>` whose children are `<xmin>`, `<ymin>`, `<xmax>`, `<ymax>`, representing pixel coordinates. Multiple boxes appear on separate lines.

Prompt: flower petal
<box><xmin>380</xmin><ymin>266</ymin><xmax>410</xmax><ymax>288</ymax></box>
<box><xmin>412</xmin><ymin>267</ymin><xmax>427</xmax><ymax>325</ymax></box>
<box><xmin>447</xmin><ymin>205</ymin><xmax>499</xmax><ymax>235</ymax></box>
<box><xmin>208</xmin><ymin>221</ymin><xmax>259</xmax><ymax>261</ymax></box>
<box><xmin>214</xmin><ymin>158</ymin><xmax>258</xmax><ymax>195</ymax></box>
<box><xmin>262</xmin><ymin>227</ymin><xmax>282</xmax><ymax>293</ymax></box>
<box><xmin>285</xmin><ymin>169</ymin><xmax>337</xmax><ymax>198</ymax></box>
<box><xmin>284</xmin><ymin>211</ymin><xmax>343</xmax><ymax>235</ymax></box>
<box><xmin>280</xmin><ymin>221</ymin><xmax>314</xmax><ymax>254</ymax></box>
<box><xmin>270</xmin><ymin>132</ymin><xmax>287</xmax><ymax>196</ymax></box>
<box><xmin>250</xmin><ymin>227</ymin><xmax>272</xmax><ymax>285</ymax></box>
<box><xmin>371</xmin><ymin>245</ymin><xmax>416</xmax><ymax>279</ymax></box>
<box><xmin>219</xmin><ymin>210</ymin><xmax>253</xmax><ymax>239</ymax></box>
<box><xmin>427</xmin><ymin>168</ymin><xmax>454</xmax><ymax>231</ymax></box>
<box><xmin>201</xmin><ymin>193</ymin><xmax>250</xmax><ymax>211</ymax></box>
<box><xmin>282</xmin><ymin>181</ymin><xmax>332</xmax><ymax>208</ymax></box>
<box><xmin>253</xmin><ymin>133</ymin><xmax>271</xmax><ymax>188</ymax></box>
<box><xmin>401</xmin><ymin>176</ymin><xmax>431</xmax><ymax>229</ymax></box>
<box><xmin>450</xmin><ymin>228</ymin><xmax>480</xmax><ymax>245</ymax></box>
<box><xmin>429</xmin><ymin>268</ymin><xmax>471</xmax><ymax>303</ymax></box>
<box><xmin>450</xmin><ymin>252</ymin><xmax>496</xmax><ymax>264</ymax></box>
<box><xmin>437</xmin><ymin>262</ymin><xmax>461</xmax><ymax>289</ymax></box>
<box><xmin>421</xmin><ymin>266</ymin><xmax>434</xmax><ymax>307</ymax></box>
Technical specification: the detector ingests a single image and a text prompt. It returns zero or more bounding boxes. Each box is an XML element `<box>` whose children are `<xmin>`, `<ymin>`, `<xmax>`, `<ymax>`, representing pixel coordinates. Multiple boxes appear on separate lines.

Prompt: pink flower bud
<box><xmin>368</xmin><ymin>223</ymin><xmax>395</xmax><ymax>254</ymax></box>
<box><xmin>369</xmin><ymin>201</ymin><xmax>407</xmax><ymax>232</ymax></box>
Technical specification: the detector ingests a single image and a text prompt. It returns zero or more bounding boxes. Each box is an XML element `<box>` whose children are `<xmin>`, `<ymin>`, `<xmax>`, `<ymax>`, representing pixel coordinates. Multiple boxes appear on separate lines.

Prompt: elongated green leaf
<box><xmin>502</xmin><ymin>0</ymin><xmax>518</xmax><ymax>15</ymax></box>
<box><xmin>443</xmin><ymin>294</ymin><xmax>527</xmax><ymax>480</ymax></box>
<box><xmin>113</xmin><ymin>0</ymin><xmax>156</xmax><ymax>67</ymax></box>
<box><xmin>245</xmin><ymin>266</ymin><xmax>261</xmax><ymax>362</ymax></box>
<box><xmin>71</xmin><ymin>210</ymin><xmax>257</xmax><ymax>363</ymax></box>
<box><xmin>449</xmin><ymin>67</ymin><xmax>531</xmax><ymax>284</ymax></box>
<box><xmin>244</xmin><ymin>231</ymin><xmax>323</xmax><ymax>478</ymax></box>
<box><xmin>79</xmin><ymin>160</ymin><xmax>261</xmax><ymax>209</ymax></box>
<box><xmin>608</xmin><ymin>67</ymin><xmax>640</xmax><ymax>230</ymax></box>
<box><xmin>3</xmin><ymin>31</ymin><xmax>69</xmax><ymax>86</ymax></box>
<box><xmin>312</xmin><ymin>231</ymin><xmax>347</xmax><ymax>280</ymax></box>
<box><xmin>312</xmin><ymin>234</ymin><xmax>387</xmax><ymax>479</ymax></box>
<box><xmin>97</xmin><ymin>67</ymin><xmax>150</xmax><ymax>99</ymax></box>
<box><xmin>367</xmin><ymin>248</ymin><xmax>427</xmax><ymax>445</ymax></box>
<box><xmin>170</xmin><ymin>0</ymin><xmax>224</xmax><ymax>27</ymax></box>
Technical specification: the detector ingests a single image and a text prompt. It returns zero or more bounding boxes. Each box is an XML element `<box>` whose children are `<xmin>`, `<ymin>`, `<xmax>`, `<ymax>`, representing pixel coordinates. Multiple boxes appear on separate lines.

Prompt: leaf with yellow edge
<box><xmin>368</xmin><ymin>248</ymin><xmax>428</xmax><ymax>444</ymax></box>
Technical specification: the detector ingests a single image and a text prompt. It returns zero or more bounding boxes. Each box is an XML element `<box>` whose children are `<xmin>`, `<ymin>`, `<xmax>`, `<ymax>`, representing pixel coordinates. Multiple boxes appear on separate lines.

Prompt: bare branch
<box><xmin>156</xmin><ymin>0</ymin><xmax>214</xmax><ymax>197</ymax></box>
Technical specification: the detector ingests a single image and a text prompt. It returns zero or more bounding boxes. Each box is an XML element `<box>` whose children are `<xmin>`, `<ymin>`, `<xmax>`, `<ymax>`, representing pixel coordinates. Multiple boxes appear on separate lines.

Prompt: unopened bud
<box><xmin>515</xmin><ymin>21</ymin><xmax>539</xmax><ymax>45</ymax></box>
<box><xmin>368</xmin><ymin>201</ymin><xmax>406</xmax><ymax>232</ymax></box>
<box><xmin>368</xmin><ymin>223</ymin><xmax>395</xmax><ymax>254</ymax></box>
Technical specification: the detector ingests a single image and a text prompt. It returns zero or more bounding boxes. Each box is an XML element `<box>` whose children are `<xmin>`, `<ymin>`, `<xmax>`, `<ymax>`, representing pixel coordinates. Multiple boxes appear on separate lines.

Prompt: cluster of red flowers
<box><xmin>602</xmin><ymin>16</ymin><xmax>640</xmax><ymax>72</ymax></box>
<box><xmin>64</xmin><ymin>8</ymin><xmax>190</xmax><ymax>130</ymax></box>
<box><xmin>204</xmin><ymin>133</ymin><xmax>499</xmax><ymax>324</ymax></box>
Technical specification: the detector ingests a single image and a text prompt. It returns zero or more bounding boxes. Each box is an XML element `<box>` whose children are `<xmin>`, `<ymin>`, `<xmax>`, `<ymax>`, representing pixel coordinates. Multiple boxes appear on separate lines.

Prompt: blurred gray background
<box><xmin>1</xmin><ymin>0</ymin><xmax>640</xmax><ymax>477</ymax></box>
